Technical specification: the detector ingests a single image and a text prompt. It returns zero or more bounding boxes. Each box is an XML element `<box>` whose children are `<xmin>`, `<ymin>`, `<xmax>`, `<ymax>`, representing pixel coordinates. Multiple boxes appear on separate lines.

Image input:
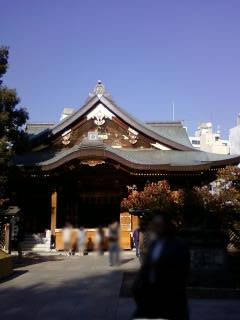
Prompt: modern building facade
<box><xmin>229</xmin><ymin>115</ymin><xmax>240</xmax><ymax>155</ymax></box>
<box><xmin>189</xmin><ymin>122</ymin><xmax>229</xmax><ymax>154</ymax></box>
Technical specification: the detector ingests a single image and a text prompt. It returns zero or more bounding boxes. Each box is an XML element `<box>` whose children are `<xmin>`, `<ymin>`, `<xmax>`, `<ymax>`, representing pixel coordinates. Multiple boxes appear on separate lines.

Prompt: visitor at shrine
<box><xmin>95</xmin><ymin>226</ymin><xmax>105</xmax><ymax>255</ymax></box>
<box><xmin>11</xmin><ymin>216</ymin><xmax>24</xmax><ymax>259</ymax></box>
<box><xmin>133</xmin><ymin>226</ymin><xmax>140</xmax><ymax>258</ymax></box>
<box><xmin>62</xmin><ymin>222</ymin><xmax>73</xmax><ymax>256</ymax></box>
<box><xmin>77</xmin><ymin>226</ymin><xmax>86</xmax><ymax>256</ymax></box>
<box><xmin>132</xmin><ymin>211</ymin><xmax>190</xmax><ymax>320</ymax></box>
<box><xmin>107</xmin><ymin>221</ymin><xmax>120</xmax><ymax>266</ymax></box>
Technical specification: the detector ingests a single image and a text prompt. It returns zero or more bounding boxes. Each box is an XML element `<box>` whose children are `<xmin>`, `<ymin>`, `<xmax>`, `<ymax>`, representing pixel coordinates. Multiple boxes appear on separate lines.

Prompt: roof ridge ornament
<box><xmin>94</xmin><ymin>80</ymin><xmax>105</xmax><ymax>98</ymax></box>
<box><xmin>87</xmin><ymin>80</ymin><xmax>113</xmax><ymax>101</ymax></box>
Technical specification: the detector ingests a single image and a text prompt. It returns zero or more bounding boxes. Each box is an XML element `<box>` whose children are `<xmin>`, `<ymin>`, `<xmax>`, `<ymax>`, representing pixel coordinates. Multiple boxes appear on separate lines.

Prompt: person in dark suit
<box><xmin>132</xmin><ymin>211</ymin><xmax>190</xmax><ymax>320</ymax></box>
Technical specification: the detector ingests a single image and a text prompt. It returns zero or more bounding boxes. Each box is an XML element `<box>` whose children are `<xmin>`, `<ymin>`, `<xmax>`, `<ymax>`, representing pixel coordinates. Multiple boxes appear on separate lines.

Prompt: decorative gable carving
<box><xmin>61</xmin><ymin>129</ymin><xmax>72</xmax><ymax>145</ymax></box>
<box><xmin>52</xmin><ymin>117</ymin><xmax>153</xmax><ymax>151</ymax></box>
<box><xmin>128</xmin><ymin>127</ymin><xmax>138</xmax><ymax>145</ymax></box>
<box><xmin>87</xmin><ymin>104</ymin><xmax>114</xmax><ymax>126</ymax></box>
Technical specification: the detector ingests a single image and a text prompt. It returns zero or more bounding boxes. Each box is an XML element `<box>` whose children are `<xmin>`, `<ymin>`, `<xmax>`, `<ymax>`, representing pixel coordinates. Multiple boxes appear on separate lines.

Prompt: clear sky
<box><xmin>1</xmin><ymin>0</ymin><xmax>240</xmax><ymax>138</ymax></box>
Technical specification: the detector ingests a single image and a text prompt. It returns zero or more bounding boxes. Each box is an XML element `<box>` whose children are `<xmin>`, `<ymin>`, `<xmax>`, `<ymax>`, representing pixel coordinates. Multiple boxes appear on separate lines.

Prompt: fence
<box><xmin>0</xmin><ymin>222</ymin><xmax>11</xmax><ymax>253</ymax></box>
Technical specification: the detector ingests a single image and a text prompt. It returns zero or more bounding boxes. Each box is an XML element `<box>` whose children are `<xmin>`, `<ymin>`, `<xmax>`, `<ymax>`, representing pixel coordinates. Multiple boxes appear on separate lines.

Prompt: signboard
<box><xmin>120</xmin><ymin>212</ymin><xmax>131</xmax><ymax>231</ymax></box>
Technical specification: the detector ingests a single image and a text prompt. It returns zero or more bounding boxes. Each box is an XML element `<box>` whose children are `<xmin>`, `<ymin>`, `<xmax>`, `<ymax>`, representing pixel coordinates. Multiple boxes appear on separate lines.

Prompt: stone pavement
<box><xmin>0</xmin><ymin>252</ymin><xmax>240</xmax><ymax>320</ymax></box>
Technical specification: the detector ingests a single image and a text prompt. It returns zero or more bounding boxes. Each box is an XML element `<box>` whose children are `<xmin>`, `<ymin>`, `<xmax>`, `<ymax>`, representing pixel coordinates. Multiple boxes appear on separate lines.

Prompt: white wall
<box><xmin>230</xmin><ymin>126</ymin><xmax>240</xmax><ymax>154</ymax></box>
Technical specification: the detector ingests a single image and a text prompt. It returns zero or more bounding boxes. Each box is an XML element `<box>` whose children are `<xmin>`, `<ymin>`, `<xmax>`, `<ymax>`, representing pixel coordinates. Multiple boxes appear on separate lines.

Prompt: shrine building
<box><xmin>12</xmin><ymin>81</ymin><xmax>240</xmax><ymax>250</ymax></box>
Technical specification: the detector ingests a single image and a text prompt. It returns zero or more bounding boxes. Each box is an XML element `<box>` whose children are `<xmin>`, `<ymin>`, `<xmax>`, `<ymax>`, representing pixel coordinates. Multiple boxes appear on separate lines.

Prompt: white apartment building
<box><xmin>189</xmin><ymin>122</ymin><xmax>229</xmax><ymax>154</ymax></box>
<box><xmin>229</xmin><ymin>115</ymin><xmax>240</xmax><ymax>155</ymax></box>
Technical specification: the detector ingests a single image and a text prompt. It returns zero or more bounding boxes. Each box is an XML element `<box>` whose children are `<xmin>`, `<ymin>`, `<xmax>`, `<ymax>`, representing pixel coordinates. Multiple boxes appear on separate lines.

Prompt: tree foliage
<box><xmin>121</xmin><ymin>167</ymin><xmax>240</xmax><ymax>231</ymax></box>
<box><xmin>217</xmin><ymin>165</ymin><xmax>240</xmax><ymax>190</ymax></box>
<box><xmin>194</xmin><ymin>166</ymin><xmax>240</xmax><ymax>229</ymax></box>
<box><xmin>121</xmin><ymin>181</ymin><xmax>184</xmax><ymax>225</ymax></box>
<box><xmin>0</xmin><ymin>46</ymin><xmax>28</xmax><ymax>203</ymax></box>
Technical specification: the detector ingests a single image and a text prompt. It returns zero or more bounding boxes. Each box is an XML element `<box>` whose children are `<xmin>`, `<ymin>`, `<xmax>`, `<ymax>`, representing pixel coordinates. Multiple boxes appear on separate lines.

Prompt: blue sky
<box><xmin>1</xmin><ymin>0</ymin><xmax>240</xmax><ymax>137</ymax></box>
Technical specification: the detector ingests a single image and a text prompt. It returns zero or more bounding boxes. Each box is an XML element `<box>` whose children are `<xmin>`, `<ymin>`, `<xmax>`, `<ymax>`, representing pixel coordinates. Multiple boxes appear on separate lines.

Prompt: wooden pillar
<box><xmin>51</xmin><ymin>189</ymin><xmax>57</xmax><ymax>236</ymax></box>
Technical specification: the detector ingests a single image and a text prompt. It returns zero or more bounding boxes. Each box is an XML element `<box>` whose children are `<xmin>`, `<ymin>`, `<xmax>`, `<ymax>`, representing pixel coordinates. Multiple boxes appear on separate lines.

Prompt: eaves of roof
<box><xmin>13</xmin><ymin>141</ymin><xmax>240</xmax><ymax>172</ymax></box>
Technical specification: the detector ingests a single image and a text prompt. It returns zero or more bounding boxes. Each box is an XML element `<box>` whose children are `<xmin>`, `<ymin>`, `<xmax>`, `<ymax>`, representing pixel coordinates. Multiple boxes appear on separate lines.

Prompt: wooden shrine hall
<box><xmin>12</xmin><ymin>81</ymin><xmax>240</xmax><ymax>250</ymax></box>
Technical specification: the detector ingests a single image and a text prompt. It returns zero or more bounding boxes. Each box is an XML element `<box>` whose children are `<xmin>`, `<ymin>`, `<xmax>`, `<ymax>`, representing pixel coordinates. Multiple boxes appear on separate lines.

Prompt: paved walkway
<box><xmin>0</xmin><ymin>252</ymin><xmax>240</xmax><ymax>320</ymax></box>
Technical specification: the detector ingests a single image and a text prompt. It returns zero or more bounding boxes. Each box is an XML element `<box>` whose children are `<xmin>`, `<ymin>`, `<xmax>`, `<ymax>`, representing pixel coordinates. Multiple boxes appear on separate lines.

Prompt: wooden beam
<box><xmin>51</xmin><ymin>189</ymin><xmax>57</xmax><ymax>236</ymax></box>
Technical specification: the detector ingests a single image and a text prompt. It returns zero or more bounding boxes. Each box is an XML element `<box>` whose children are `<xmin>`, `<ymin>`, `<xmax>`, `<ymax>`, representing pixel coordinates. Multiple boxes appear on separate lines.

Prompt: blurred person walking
<box><xmin>63</xmin><ymin>222</ymin><xmax>72</xmax><ymax>256</ymax></box>
<box><xmin>95</xmin><ymin>226</ymin><xmax>105</xmax><ymax>255</ymax></box>
<box><xmin>132</xmin><ymin>211</ymin><xmax>190</xmax><ymax>320</ymax></box>
<box><xmin>77</xmin><ymin>226</ymin><xmax>86</xmax><ymax>256</ymax></box>
<box><xmin>133</xmin><ymin>226</ymin><xmax>140</xmax><ymax>258</ymax></box>
<box><xmin>107</xmin><ymin>222</ymin><xmax>120</xmax><ymax>266</ymax></box>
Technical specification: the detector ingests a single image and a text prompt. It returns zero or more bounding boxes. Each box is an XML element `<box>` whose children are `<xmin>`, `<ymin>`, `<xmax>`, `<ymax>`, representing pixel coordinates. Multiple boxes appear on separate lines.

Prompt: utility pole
<box><xmin>172</xmin><ymin>102</ymin><xmax>175</xmax><ymax>121</ymax></box>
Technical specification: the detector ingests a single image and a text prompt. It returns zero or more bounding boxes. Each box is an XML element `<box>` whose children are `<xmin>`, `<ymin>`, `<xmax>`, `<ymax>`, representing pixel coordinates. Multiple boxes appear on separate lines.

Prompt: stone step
<box><xmin>21</xmin><ymin>244</ymin><xmax>50</xmax><ymax>251</ymax></box>
<box><xmin>21</xmin><ymin>232</ymin><xmax>52</xmax><ymax>252</ymax></box>
<box><xmin>22</xmin><ymin>243</ymin><xmax>50</xmax><ymax>248</ymax></box>
<box><xmin>22</xmin><ymin>242</ymin><xmax>50</xmax><ymax>248</ymax></box>
<box><xmin>24</xmin><ymin>236</ymin><xmax>50</xmax><ymax>240</ymax></box>
<box><xmin>24</xmin><ymin>232</ymin><xmax>51</xmax><ymax>238</ymax></box>
<box><xmin>22</xmin><ymin>247</ymin><xmax>50</xmax><ymax>252</ymax></box>
<box><xmin>23</xmin><ymin>240</ymin><xmax>50</xmax><ymax>245</ymax></box>
<box><xmin>25</xmin><ymin>233</ymin><xmax>46</xmax><ymax>236</ymax></box>
<box><xmin>22</xmin><ymin>240</ymin><xmax>50</xmax><ymax>244</ymax></box>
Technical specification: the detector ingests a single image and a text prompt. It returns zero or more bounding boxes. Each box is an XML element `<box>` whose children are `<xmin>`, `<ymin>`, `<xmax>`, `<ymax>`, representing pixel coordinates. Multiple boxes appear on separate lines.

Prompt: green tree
<box><xmin>193</xmin><ymin>166</ymin><xmax>240</xmax><ymax>230</ymax></box>
<box><xmin>0</xmin><ymin>46</ymin><xmax>28</xmax><ymax>205</ymax></box>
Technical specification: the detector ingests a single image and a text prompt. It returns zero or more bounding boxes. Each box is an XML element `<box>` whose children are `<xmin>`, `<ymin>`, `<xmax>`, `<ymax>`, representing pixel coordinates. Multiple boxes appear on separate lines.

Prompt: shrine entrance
<box><xmin>76</xmin><ymin>193</ymin><xmax>121</xmax><ymax>228</ymax></box>
<box><xmin>51</xmin><ymin>162</ymin><xmax>137</xmax><ymax>250</ymax></box>
<box><xmin>55</xmin><ymin>162</ymin><xmax>131</xmax><ymax>228</ymax></box>
<box><xmin>57</xmin><ymin>190</ymin><xmax>121</xmax><ymax>229</ymax></box>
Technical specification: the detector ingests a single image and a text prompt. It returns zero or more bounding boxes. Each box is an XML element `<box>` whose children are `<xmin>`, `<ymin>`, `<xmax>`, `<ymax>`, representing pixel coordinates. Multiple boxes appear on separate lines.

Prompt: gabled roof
<box><xmin>26</xmin><ymin>123</ymin><xmax>55</xmax><ymax>136</ymax></box>
<box><xmin>30</xmin><ymin>81</ymin><xmax>195</xmax><ymax>151</ymax></box>
<box><xmin>146</xmin><ymin>122</ymin><xmax>193</xmax><ymax>149</ymax></box>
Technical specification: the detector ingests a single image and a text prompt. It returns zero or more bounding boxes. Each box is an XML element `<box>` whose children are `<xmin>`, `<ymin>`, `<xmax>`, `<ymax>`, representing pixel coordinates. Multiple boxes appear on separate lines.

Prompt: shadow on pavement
<box><xmin>1</xmin><ymin>255</ymin><xmax>240</xmax><ymax>320</ymax></box>
<box><xmin>0</xmin><ymin>267</ymin><xmax>134</xmax><ymax>320</ymax></box>
<box><xmin>119</xmin><ymin>258</ymin><xmax>135</xmax><ymax>266</ymax></box>
<box><xmin>12</xmin><ymin>253</ymin><xmax>64</xmax><ymax>269</ymax></box>
<box><xmin>0</xmin><ymin>270</ymin><xmax>28</xmax><ymax>284</ymax></box>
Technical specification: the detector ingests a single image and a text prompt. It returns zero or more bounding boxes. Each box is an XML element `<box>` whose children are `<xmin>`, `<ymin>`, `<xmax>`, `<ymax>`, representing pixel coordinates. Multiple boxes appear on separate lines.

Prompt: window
<box><xmin>192</xmin><ymin>140</ymin><xmax>200</xmax><ymax>145</ymax></box>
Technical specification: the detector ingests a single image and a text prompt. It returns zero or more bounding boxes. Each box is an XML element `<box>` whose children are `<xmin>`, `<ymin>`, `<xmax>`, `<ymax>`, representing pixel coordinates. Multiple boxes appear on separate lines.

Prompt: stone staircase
<box><xmin>21</xmin><ymin>230</ymin><xmax>51</xmax><ymax>252</ymax></box>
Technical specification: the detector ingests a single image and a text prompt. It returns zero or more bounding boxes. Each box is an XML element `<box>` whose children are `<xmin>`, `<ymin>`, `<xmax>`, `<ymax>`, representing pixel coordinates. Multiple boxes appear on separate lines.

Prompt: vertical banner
<box><xmin>120</xmin><ymin>212</ymin><xmax>132</xmax><ymax>249</ymax></box>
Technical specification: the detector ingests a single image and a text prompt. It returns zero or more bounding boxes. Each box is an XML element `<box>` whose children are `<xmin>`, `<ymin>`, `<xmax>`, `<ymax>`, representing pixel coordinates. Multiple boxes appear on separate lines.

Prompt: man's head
<box><xmin>151</xmin><ymin>211</ymin><xmax>174</xmax><ymax>238</ymax></box>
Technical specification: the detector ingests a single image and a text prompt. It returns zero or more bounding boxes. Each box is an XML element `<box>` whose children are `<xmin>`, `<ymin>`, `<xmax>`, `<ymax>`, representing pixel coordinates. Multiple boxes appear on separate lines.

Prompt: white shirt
<box><xmin>77</xmin><ymin>230</ymin><xmax>86</xmax><ymax>244</ymax></box>
<box><xmin>63</xmin><ymin>227</ymin><xmax>72</xmax><ymax>243</ymax></box>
